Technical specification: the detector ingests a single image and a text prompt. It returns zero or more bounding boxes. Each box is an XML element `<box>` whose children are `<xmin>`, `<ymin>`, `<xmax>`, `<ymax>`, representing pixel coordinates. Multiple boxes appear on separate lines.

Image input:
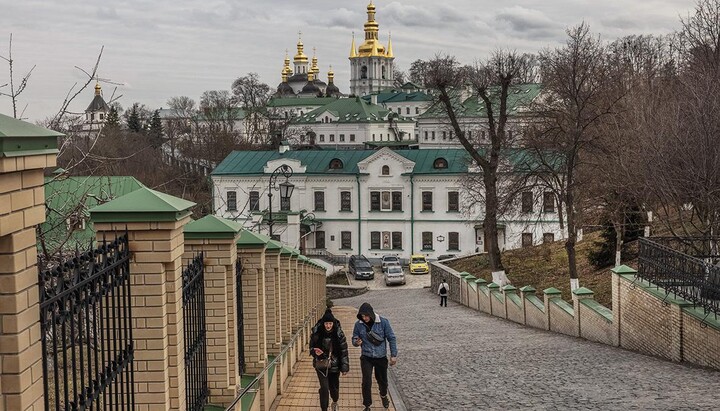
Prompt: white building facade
<box><xmin>211</xmin><ymin>147</ymin><xmax>566</xmax><ymax>261</ymax></box>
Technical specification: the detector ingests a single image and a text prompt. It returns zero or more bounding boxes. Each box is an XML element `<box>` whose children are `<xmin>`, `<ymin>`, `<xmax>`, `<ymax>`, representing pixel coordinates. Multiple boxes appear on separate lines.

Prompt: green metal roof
<box><xmin>184</xmin><ymin>215</ymin><xmax>242</xmax><ymax>239</ymax></box>
<box><xmin>90</xmin><ymin>186</ymin><xmax>195</xmax><ymax>222</ymax></box>
<box><xmin>280</xmin><ymin>246</ymin><xmax>294</xmax><ymax>255</ymax></box>
<box><xmin>361</xmin><ymin>90</ymin><xmax>431</xmax><ymax>104</ymax></box>
<box><xmin>266</xmin><ymin>239</ymin><xmax>283</xmax><ymax>251</ymax></box>
<box><xmin>40</xmin><ymin>175</ymin><xmax>145</xmax><ymax>251</ymax></box>
<box><xmin>236</xmin><ymin>229</ymin><xmax>269</xmax><ymax>247</ymax></box>
<box><xmin>267</xmin><ymin>97</ymin><xmax>338</xmax><ymax>107</ymax></box>
<box><xmin>292</xmin><ymin>97</ymin><xmax>413</xmax><ymax>124</ymax></box>
<box><xmin>0</xmin><ymin>113</ymin><xmax>62</xmax><ymax>157</ymax></box>
<box><xmin>212</xmin><ymin>149</ymin><xmax>471</xmax><ymax>176</ymax></box>
<box><xmin>419</xmin><ymin>84</ymin><xmax>541</xmax><ymax>119</ymax></box>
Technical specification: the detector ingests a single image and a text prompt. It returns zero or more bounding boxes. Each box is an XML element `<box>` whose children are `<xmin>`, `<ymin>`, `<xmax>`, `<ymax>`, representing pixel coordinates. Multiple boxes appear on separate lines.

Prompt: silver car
<box><xmin>384</xmin><ymin>264</ymin><xmax>406</xmax><ymax>286</ymax></box>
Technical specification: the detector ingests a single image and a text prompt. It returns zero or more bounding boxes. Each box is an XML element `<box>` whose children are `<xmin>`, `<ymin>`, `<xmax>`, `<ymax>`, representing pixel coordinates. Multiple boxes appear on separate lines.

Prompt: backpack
<box><xmin>440</xmin><ymin>284</ymin><xmax>447</xmax><ymax>295</ymax></box>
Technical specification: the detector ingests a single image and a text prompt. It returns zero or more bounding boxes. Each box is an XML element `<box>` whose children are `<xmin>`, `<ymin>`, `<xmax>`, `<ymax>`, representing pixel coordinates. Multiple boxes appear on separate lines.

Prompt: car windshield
<box><xmin>383</xmin><ymin>257</ymin><xmax>399</xmax><ymax>263</ymax></box>
<box><xmin>411</xmin><ymin>257</ymin><xmax>426</xmax><ymax>264</ymax></box>
<box><xmin>387</xmin><ymin>266</ymin><xmax>403</xmax><ymax>274</ymax></box>
<box><xmin>357</xmin><ymin>263</ymin><xmax>372</xmax><ymax>269</ymax></box>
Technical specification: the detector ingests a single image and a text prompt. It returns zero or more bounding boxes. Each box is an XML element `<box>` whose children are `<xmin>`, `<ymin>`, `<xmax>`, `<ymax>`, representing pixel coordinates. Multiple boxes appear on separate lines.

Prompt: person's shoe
<box><xmin>381</xmin><ymin>395</ymin><xmax>390</xmax><ymax>409</ymax></box>
<box><xmin>331</xmin><ymin>402</ymin><xmax>338</xmax><ymax>411</ymax></box>
<box><xmin>363</xmin><ymin>407</ymin><xmax>371</xmax><ymax>411</ymax></box>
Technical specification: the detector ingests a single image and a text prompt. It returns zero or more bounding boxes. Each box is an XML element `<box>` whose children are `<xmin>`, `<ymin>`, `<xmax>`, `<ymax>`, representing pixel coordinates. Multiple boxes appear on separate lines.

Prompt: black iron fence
<box><xmin>638</xmin><ymin>237</ymin><xmax>720</xmax><ymax>318</ymax></box>
<box><xmin>39</xmin><ymin>233</ymin><xmax>135</xmax><ymax>411</ymax></box>
<box><xmin>235</xmin><ymin>259</ymin><xmax>246</xmax><ymax>376</ymax></box>
<box><xmin>183</xmin><ymin>253</ymin><xmax>209</xmax><ymax>411</ymax></box>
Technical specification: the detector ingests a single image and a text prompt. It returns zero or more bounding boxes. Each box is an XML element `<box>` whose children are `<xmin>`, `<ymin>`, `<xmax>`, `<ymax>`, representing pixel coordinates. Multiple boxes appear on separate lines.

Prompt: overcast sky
<box><xmin>0</xmin><ymin>0</ymin><xmax>696</xmax><ymax>122</ymax></box>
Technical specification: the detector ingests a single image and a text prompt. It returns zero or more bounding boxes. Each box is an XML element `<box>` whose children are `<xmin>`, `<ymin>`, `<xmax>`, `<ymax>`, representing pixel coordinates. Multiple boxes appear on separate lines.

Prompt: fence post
<box><xmin>90</xmin><ymin>187</ymin><xmax>194</xmax><ymax>411</ymax></box>
<box><xmin>0</xmin><ymin>116</ymin><xmax>60</xmax><ymax>411</ymax></box>
<box><xmin>183</xmin><ymin>215</ymin><xmax>242</xmax><ymax>406</ymax></box>
<box><xmin>279</xmin><ymin>247</ymin><xmax>296</xmax><ymax>372</ymax></box>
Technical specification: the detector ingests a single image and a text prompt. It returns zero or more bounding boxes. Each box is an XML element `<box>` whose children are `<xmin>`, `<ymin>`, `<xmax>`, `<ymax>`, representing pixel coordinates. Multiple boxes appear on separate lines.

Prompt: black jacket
<box><xmin>309</xmin><ymin>319</ymin><xmax>350</xmax><ymax>374</ymax></box>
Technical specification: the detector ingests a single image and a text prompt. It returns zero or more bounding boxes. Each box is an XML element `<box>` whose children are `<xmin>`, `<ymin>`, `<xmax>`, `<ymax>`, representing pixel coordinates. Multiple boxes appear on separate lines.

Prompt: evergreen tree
<box><xmin>149</xmin><ymin>110</ymin><xmax>164</xmax><ymax>148</ymax></box>
<box><xmin>126</xmin><ymin>103</ymin><xmax>143</xmax><ymax>133</ymax></box>
<box><xmin>105</xmin><ymin>106</ymin><xmax>120</xmax><ymax>128</ymax></box>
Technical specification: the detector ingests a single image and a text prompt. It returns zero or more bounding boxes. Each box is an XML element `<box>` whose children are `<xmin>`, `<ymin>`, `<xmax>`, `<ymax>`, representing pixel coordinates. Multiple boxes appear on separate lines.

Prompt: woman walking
<box><xmin>310</xmin><ymin>309</ymin><xmax>350</xmax><ymax>411</ymax></box>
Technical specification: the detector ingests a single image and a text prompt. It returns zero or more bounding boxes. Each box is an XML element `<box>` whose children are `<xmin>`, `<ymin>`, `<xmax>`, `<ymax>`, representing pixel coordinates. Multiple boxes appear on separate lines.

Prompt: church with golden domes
<box><xmin>275</xmin><ymin>1</ymin><xmax>394</xmax><ymax>98</ymax></box>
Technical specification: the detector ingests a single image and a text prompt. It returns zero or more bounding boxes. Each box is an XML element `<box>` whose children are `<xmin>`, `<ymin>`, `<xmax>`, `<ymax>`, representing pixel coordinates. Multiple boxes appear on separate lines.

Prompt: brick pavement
<box><xmin>271</xmin><ymin>306</ymin><xmax>396</xmax><ymax>411</ymax></box>
<box><xmin>337</xmin><ymin>288</ymin><xmax>720</xmax><ymax>411</ymax></box>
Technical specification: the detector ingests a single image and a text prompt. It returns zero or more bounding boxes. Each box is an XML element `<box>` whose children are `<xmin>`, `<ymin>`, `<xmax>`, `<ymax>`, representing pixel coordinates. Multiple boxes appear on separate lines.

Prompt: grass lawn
<box><xmin>446</xmin><ymin>231</ymin><xmax>637</xmax><ymax>308</ymax></box>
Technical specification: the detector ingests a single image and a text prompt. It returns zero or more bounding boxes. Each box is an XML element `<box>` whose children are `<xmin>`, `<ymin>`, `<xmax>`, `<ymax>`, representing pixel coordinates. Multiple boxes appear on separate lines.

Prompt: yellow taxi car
<box><xmin>409</xmin><ymin>254</ymin><xmax>429</xmax><ymax>274</ymax></box>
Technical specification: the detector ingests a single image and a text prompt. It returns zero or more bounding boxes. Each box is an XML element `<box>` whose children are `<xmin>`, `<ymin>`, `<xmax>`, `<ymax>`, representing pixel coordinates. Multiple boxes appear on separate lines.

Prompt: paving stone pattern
<box><xmin>337</xmin><ymin>288</ymin><xmax>720</xmax><ymax>411</ymax></box>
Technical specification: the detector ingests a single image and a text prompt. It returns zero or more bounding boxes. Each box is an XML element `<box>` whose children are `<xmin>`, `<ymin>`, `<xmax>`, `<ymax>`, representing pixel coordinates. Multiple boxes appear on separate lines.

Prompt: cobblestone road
<box><xmin>335</xmin><ymin>288</ymin><xmax>720</xmax><ymax>411</ymax></box>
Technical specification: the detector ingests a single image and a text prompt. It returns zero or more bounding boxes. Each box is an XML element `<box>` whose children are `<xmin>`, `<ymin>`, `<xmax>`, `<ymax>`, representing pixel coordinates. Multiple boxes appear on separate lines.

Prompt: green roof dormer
<box><xmin>0</xmin><ymin>113</ymin><xmax>62</xmax><ymax>158</ymax></box>
<box><xmin>184</xmin><ymin>215</ymin><xmax>242</xmax><ymax>239</ymax></box>
<box><xmin>89</xmin><ymin>186</ymin><xmax>195</xmax><ymax>223</ymax></box>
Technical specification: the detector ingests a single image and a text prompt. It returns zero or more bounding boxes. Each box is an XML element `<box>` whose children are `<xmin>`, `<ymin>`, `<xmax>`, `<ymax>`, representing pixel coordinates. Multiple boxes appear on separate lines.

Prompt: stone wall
<box><xmin>327</xmin><ymin>284</ymin><xmax>368</xmax><ymax>300</ymax></box>
<box><xmin>431</xmin><ymin>262</ymin><xmax>720</xmax><ymax>371</ymax></box>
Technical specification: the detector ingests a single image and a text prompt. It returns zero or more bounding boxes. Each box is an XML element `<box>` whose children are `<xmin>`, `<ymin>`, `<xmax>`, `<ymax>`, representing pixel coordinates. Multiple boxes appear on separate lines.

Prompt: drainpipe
<box><xmin>356</xmin><ymin>175</ymin><xmax>362</xmax><ymax>256</ymax></box>
<box><xmin>410</xmin><ymin>174</ymin><xmax>415</xmax><ymax>255</ymax></box>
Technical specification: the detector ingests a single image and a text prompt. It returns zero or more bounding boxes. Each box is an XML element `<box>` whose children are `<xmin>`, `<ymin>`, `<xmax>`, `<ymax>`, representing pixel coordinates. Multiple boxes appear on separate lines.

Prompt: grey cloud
<box><xmin>493</xmin><ymin>6</ymin><xmax>562</xmax><ymax>40</ymax></box>
<box><xmin>327</xmin><ymin>8</ymin><xmax>363</xmax><ymax>29</ymax></box>
<box><xmin>96</xmin><ymin>7</ymin><xmax>119</xmax><ymax>21</ymax></box>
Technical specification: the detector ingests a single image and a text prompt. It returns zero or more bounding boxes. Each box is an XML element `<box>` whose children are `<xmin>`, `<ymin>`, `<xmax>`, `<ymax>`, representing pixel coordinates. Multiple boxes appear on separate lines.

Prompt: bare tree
<box><xmin>423</xmin><ymin>51</ymin><xmax>535</xmax><ymax>271</ymax></box>
<box><xmin>0</xmin><ymin>34</ymin><xmax>35</xmax><ymax>119</ymax></box>
<box><xmin>231</xmin><ymin>73</ymin><xmax>272</xmax><ymax>144</ymax></box>
<box><xmin>527</xmin><ymin>23</ymin><xmax>627</xmax><ymax>288</ymax></box>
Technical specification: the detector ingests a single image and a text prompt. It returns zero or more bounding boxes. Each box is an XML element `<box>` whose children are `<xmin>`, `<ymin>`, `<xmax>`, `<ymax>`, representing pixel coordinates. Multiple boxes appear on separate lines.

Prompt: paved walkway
<box><xmin>338</xmin><ymin>288</ymin><xmax>720</xmax><ymax>411</ymax></box>
<box><xmin>271</xmin><ymin>306</ymin><xmax>397</xmax><ymax>411</ymax></box>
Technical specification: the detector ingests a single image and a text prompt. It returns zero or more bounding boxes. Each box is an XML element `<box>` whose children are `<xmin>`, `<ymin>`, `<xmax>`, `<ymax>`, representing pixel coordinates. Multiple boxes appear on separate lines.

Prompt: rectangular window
<box><xmin>415</xmin><ymin>107</ymin><xmax>419</xmax><ymax>114</ymax></box>
<box><xmin>442</xmin><ymin>131</ymin><xmax>446</xmax><ymax>140</ymax></box>
<box><xmin>522</xmin><ymin>233</ymin><xmax>533</xmax><ymax>248</ymax></box>
<box><xmin>249</xmin><ymin>191</ymin><xmax>260</xmax><ymax>211</ymax></box>
<box><xmin>431</xmin><ymin>131</ymin><xmax>435</xmax><ymax>140</ymax></box>
<box><xmin>406</xmin><ymin>107</ymin><xmax>410</xmax><ymax>115</ymax></box>
<box><xmin>397</xmin><ymin>108</ymin><xmax>401</xmax><ymax>114</ymax></box>
<box><xmin>319</xmin><ymin>134</ymin><xmax>325</xmax><ymax>142</ymax></box>
<box><xmin>543</xmin><ymin>192</ymin><xmax>555</xmax><ymax>213</ymax></box>
<box><xmin>422</xmin><ymin>191</ymin><xmax>433</xmax><ymax>211</ymax></box>
<box><xmin>372</xmin><ymin>133</ymin><xmax>376</xmax><ymax>141</ymax></box>
<box><xmin>448</xmin><ymin>192</ymin><xmax>459</xmax><ymax>212</ymax></box>
<box><xmin>448</xmin><ymin>232</ymin><xmax>459</xmax><ymax>250</ymax></box>
<box><xmin>521</xmin><ymin>191</ymin><xmax>533</xmax><ymax>213</ymax></box>
<box><xmin>316</xmin><ymin>231</ymin><xmax>326</xmax><ymax>249</ymax></box>
<box><xmin>329</xmin><ymin>134</ymin><xmax>335</xmax><ymax>142</ymax></box>
<box><xmin>392</xmin><ymin>232</ymin><xmax>402</xmax><ymax>250</ymax></box>
<box><xmin>543</xmin><ymin>233</ymin><xmax>555</xmax><ymax>244</ymax></box>
<box><xmin>370</xmin><ymin>191</ymin><xmax>380</xmax><ymax>211</ymax></box>
<box><xmin>227</xmin><ymin>191</ymin><xmax>237</xmax><ymax>211</ymax></box>
<box><xmin>467</xmin><ymin>130</ymin><xmax>472</xmax><ymax>139</ymax></box>
<box><xmin>314</xmin><ymin>191</ymin><xmax>325</xmax><ymax>211</ymax></box>
<box><xmin>392</xmin><ymin>191</ymin><xmax>402</xmax><ymax>211</ymax></box>
<box><xmin>449</xmin><ymin>130</ymin><xmax>453</xmax><ymax>139</ymax></box>
<box><xmin>381</xmin><ymin>191</ymin><xmax>392</xmax><ymax>211</ymax></box>
<box><xmin>371</xmin><ymin>231</ymin><xmax>381</xmax><ymax>249</ymax></box>
<box><xmin>340</xmin><ymin>134</ymin><xmax>345</xmax><ymax>142</ymax></box>
<box><xmin>341</xmin><ymin>231</ymin><xmax>352</xmax><ymax>249</ymax></box>
<box><xmin>280</xmin><ymin>196</ymin><xmax>290</xmax><ymax>211</ymax></box>
<box><xmin>424</xmin><ymin>131</ymin><xmax>428</xmax><ymax>140</ymax></box>
<box><xmin>350</xmin><ymin>134</ymin><xmax>356</xmax><ymax>142</ymax></box>
<box><xmin>340</xmin><ymin>191</ymin><xmax>352</xmax><ymax>211</ymax></box>
<box><xmin>422</xmin><ymin>232</ymin><xmax>433</xmax><ymax>250</ymax></box>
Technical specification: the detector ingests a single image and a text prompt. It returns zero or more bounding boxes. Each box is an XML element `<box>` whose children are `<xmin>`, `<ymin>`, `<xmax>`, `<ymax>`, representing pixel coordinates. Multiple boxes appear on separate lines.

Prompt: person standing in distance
<box><xmin>352</xmin><ymin>303</ymin><xmax>397</xmax><ymax>411</ymax></box>
<box><xmin>438</xmin><ymin>279</ymin><xmax>450</xmax><ymax>307</ymax></box>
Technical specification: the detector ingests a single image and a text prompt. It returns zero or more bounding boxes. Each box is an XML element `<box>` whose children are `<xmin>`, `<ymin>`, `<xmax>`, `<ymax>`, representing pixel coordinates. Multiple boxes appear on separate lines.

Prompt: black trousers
<box><xmin>440</xmin><ymin>295</ymin><xmax>448</xmax><ymax>306</ymax></box>
<box><xmin>316</xmin><ymin>370</ymin><xmax>340</xmax><ymax>411</ymax></box>
<box><xmin>360</xmin><ymin>356</ymin><xmax>388</xmax><ymax>407</ymax></box>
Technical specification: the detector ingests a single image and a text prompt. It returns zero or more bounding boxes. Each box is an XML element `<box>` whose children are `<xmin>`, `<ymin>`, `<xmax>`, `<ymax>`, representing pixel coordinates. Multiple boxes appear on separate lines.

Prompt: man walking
<box><xmin>352</xmin><ymin>302</ymin><xmax>398</xmax><ymax>411</ymax></box>
<box><xmin>438</xmin><ymin>279</ymin><xmax>449</xmax><ymax>307</ymax></box>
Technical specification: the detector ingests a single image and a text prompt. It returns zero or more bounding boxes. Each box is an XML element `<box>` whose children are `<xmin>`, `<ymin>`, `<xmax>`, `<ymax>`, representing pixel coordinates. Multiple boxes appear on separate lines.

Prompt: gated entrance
<box><xmin>183</xmin><ymin>253</ymin><xmax>209</xmax><ymax>411</ymax></box>
<box><xmin>39</xmin><ymin>234</ymin><xmax>135</xmax><ymax>410</ymax></box>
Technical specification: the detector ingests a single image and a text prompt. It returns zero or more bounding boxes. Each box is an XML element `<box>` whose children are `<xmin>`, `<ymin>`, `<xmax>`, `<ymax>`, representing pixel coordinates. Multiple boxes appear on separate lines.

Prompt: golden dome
<box><xmin>294</xmin><ymin>31</ymin><xmax>308</xmax><ymax>62</ymax></box>
<box><xmin>94</xmin><ymin>82</ymin><xmax>102</xmax><ymax>96</ymax></box>
<box><xmin>281</xmin><ymin>50</ymin><xmax>293</xmax><ymax>81</ymax></box>
<box><xmin>311</xmin><ymin>48</ymin><xmax>320</xmax><ymax>75</ymax></box>
<box><xmin>356</xmin><ymin>0</ymin><xmax>387</xmax><ymax>57</ymax></box>
<box><xmin>328</xmin><ymin>65</ymin><xmax>335</xmax><ymax>82</ymax></box>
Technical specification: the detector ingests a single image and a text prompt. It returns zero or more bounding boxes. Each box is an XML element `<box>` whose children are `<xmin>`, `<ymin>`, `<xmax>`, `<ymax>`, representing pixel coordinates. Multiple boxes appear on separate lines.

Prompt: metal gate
<box><xmin>235</xmin><ymin>258</ymin><xmax>246</xmax><ymax>375</ymax></box>
<box><xmin>183</xmin><ymin>253</ymin><xmax>208</xmax><ymax>411</ymax></box>
<box><xmin>39</xmin><ymin>234</ymin><xmax>135</xmax><ymax>410</ymax></box>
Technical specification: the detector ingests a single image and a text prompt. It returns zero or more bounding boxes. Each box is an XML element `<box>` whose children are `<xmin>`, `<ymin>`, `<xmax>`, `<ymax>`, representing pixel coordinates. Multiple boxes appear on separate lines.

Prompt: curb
<box><xmin>387</xmin><ymin>366</ymin><xmax>408</xmax><ymax>411</ymax></box>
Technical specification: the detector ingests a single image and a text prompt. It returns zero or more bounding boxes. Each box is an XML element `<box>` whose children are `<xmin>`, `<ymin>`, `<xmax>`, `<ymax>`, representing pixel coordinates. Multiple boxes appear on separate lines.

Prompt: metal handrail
<box><xmin>224</xmin><ymin>309</ymin><xmax>317</xmax><ymax>411</ymax></box>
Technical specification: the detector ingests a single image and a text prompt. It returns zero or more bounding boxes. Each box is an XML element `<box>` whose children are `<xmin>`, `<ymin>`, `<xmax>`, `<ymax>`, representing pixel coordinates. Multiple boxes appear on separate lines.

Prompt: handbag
<box><xmin>313</xmin><ymin>341</ymin><xmax>333</xmax><ymax>376</ymax></box>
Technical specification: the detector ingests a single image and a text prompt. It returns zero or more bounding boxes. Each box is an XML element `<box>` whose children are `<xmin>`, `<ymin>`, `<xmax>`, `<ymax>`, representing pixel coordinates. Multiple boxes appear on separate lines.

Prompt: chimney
<box><xmin>371</xmin><ymin>94</ymin><xmax>378</xmax><ymax>105</ymax></box>
<box><xmin>279</xmin><ymin>140</ymin><xmax>290</xmax><ymax>154</ymax></box>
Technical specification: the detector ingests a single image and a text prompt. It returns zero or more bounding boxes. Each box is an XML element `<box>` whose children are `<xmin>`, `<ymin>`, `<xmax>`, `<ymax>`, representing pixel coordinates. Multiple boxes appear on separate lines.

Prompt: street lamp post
<box><xmin>267</xmin><ymin>164</ymin><xmax>294</xmax><ymax>237</ymax></box>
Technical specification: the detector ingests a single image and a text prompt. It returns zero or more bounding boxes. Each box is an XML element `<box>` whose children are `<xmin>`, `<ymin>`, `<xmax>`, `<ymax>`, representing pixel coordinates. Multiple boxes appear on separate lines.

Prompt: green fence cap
<box><xmin>611</xmin><ymin>265</ymin><xmax>637</xmax><ymax>274</ymax></box>
<box><xmin>543</xmin><ymin>287</ymin><xmax>562</xmax><ymax>295</ymax></box>
<box><xmin>0</xmin><ymin>113</ymin><xmax>62</xmax><ymax>158</ymax></box>
<box><xmin>90</xmin><ymin>186</ymin><xmax>195</xmax><ymax>222</ymax></box>
<box><xmin>572</xmin><ymin>287</ymin><xmax>594</xmax><ymax>296</ymax></box>
<box><xmin>184</xmin><ymin>215</ymin><xmax>242</xmax><ymax>239</ymax></box>
<box><xmin>236</xmin><ymin>230</ymin><xmax>269</xmax><ymax>247</ymax></box>
<box><xmin>519</xmin><ymin>285</ymin><xmax>536</xmax><ymax>293</ymax></box>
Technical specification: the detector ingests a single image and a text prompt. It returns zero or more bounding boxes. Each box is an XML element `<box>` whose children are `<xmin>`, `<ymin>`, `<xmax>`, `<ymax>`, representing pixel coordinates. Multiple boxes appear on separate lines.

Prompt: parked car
<box><xmin>349</xmin><ymin>255</ymin><xmax>374</xmax><ymax>280</ymax></box>
<box><xmin>384</xmin><ymin>264</ymin><xmax>406</xmax><ymax>286</ymax></box>
<box><xmin>381</xmin><ymin>255</ymin><xmax>401</xmax><ymax>273</ymax></box>
<box><xmin>437</xmin><ymin>254</ymin><xmax>457</xmax><ymax>261</ymax></box>
<box><xmin>409</xmin><ymin>254</ymin><xmax>429</xmax><ymax>275</ymax></box>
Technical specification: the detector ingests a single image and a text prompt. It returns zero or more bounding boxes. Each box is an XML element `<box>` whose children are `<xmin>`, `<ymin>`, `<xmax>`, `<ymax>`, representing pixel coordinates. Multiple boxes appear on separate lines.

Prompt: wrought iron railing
<box><xmin>39</xmin><ymin>233</ymin><xmax>135</xmax><ymax>411</ymax></box>
<box><xmin>183</xmin><ymin>253</ymin><xmax>209</xmax><ymax>411</ymax></box>
<box><xmin>638</xmin><ymin>237</ymin><xmax>720</xmax><ymax>318</ymax></box>
<box><xmin>303</xmin><ymin>248</ymin><xmax>348</xmax><ymax>265</ymax></box>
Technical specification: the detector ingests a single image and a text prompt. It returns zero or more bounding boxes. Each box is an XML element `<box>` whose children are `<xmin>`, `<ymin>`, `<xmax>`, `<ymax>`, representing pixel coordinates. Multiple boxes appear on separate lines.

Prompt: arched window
<box><xmin>329</xmin><ymin>159</ymin><xmax>344</xmax><ymax>169</ymax></box>
<box><xmin>433</xmin><ymin>158</ymin><xmax>448</xmax><ymax>169</ymax></box>
<box><xmin>361</xmin><ymin>66</ymin><xmax>368</xmax><ymax>79</ymax></box>
<box><xmin>382</xmin><ymin>65</ymin><xmax>386</xmax><ymax>79</ymax></box>
<box><xmin>325</xmin><ymin>116</ymin><xmax>329</xmax><ymax>123</ymax></box>
<box><xmin>381</xmin><ymin>165</ymin><xmax>390</xmax><ymax>175</ymax></box>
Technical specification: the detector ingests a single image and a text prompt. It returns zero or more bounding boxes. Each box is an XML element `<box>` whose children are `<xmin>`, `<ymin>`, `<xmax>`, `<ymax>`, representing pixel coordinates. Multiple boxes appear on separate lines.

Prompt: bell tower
<box><xmin>349</xmin><ymin>1</ymin><xmax>395</xmax><ymax>96</ymax></box>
